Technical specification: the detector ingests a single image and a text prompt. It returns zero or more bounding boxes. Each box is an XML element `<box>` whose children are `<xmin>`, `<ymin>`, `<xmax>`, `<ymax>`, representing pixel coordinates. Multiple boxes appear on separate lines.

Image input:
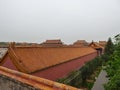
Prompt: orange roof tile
<box><xmin>1</xmin><ymin>42</ymin><xmax>96</xmax><ymax>74</ymax></box>
<box><xmin>0</xmin><ymin>66</ymin><xmax>80</xmax><ymax>90</ymax></box>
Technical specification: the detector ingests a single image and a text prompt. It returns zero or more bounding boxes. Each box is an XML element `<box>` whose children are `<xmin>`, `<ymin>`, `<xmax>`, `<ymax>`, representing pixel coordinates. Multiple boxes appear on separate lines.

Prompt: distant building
<box><xmin>0</xmin><ymin>42</ymin><xmax>97</xmax><ymax>81</ymax></box>
<box><xmin>73</xmin><ymin>40</ymin><xmax>89</xmax><ymax>47</ymax></box>
<box><xmin>99</xmin><ymin>41</ymin><xmax>107</xmax><ymax>47</ymax></box>
<box><xmin>89</xmin><ymin>41</ymin><xmax>104</xmax><ymax>56</ymax></box>
<box><xmin>40</xmin><ymin>39</ymin><xmax>66</xmax><ymax>47</ymax></box>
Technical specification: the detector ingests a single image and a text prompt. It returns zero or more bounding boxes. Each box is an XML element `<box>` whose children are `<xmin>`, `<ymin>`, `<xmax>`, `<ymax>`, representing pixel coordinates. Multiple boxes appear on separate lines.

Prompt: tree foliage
<box><xmin>102</xmin><ymin>37</ymin><xmax>114</xmax><ymax>62</ymax></box>
<box><xmin>104</xmin><ymin>34</ymin><xmax>120</xmax><ymax>90</ymax></box>
<box><xmin>104</xmin><ymin>37</ymin><xmax>114</xmax><ymax>56</ymax></box>
<box><xmin>57</xmin><ymin>57</ymin><xmax>103</xmax><ymax>88</ymax></box>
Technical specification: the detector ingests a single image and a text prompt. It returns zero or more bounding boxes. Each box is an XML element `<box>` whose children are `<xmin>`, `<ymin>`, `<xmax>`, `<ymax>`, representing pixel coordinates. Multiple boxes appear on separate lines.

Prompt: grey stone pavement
<box><xmin>0</xmin><ymin>48</ymin><xmax>8</xmax><ymax>59</ymax></box>
<box><xmin>92</xmin><ymin>70</ymin><xmax>109</xmax><ymax>90</ymax></box>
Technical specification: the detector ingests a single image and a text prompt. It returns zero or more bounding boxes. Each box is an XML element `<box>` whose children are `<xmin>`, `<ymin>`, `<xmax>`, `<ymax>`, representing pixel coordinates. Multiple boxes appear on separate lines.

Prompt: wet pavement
<box><xmin>92</xmin><ymin>70</ymin><xmax>109</xmax><ymax>90</ymax></box>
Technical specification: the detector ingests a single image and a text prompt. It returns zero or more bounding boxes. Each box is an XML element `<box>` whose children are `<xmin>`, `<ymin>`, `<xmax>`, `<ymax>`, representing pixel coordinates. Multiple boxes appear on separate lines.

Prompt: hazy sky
<box><xmin>0</xmin><ymin>0</ymin><xmax>120</xmax><ymax>44</ymax></box>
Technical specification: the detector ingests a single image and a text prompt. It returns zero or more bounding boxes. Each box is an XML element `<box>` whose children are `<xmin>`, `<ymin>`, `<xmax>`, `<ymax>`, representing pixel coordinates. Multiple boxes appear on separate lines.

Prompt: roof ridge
<box><xmin>8</xmin><ymin>44</ymin><xmax>30</xmax><ymax>73</ymax></box>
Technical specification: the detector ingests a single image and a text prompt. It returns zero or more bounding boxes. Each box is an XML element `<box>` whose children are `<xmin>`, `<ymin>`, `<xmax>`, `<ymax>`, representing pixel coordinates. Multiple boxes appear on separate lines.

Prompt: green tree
<box><xmin>114</xmin><ymin>34</ymin><xmax>120</xmax><ymax>44</ymax></box>
<box><xmin>104</xmin><ymin>34</ymin><xmax>120</xmax><ymax>90</ymax></box>
<box><xmin>104</xmin><ymin>37</ymin><xmax>114</xmax><ymax>56</ymax></box>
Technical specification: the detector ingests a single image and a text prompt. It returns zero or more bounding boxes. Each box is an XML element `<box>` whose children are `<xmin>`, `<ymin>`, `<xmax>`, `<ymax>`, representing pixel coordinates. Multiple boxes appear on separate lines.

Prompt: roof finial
<box><xmin>9</xmin><ymin>42</ymin><xmax>15</xmax><ymax>48</ymax></box>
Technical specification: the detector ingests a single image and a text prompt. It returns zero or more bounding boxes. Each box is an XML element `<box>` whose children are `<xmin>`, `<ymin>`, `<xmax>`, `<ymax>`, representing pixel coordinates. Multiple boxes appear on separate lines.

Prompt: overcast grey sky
<box><xmin>0</xmin><ymin>0</ymin><xmax>120</xmax><ymax>44</ymax></box>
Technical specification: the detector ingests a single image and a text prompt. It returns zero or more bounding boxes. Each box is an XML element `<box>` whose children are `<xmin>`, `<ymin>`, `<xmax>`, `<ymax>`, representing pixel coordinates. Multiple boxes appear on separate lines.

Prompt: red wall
<box><xmin>33</xmin><ymin>52</ymin><xmax>97</xmax><ymax>81</ymax></box>
<box><xmin>2</xmin><ymin>55</ymin><xmax>17</xmax><ymax>70</ymax></box>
